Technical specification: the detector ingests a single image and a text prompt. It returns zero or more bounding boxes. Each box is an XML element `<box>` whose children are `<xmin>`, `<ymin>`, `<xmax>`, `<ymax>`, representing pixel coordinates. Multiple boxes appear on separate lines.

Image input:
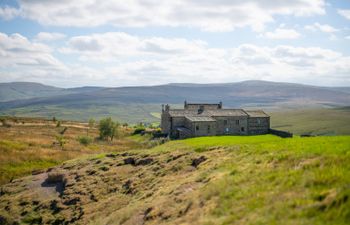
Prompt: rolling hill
<box><xmin>0</xmin><ymin>80</ymin><xmax>349</xmax><ymax>123</ymax></box>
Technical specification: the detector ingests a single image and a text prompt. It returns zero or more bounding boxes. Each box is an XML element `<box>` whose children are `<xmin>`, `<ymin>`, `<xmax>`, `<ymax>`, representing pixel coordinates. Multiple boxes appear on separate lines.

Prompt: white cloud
<box><xmin>35</xmin><ymin>32</ymin><xmax>66</xmax><ymax>42</ymax></box>
<box><xmin>7</xmin><ymin>0</ymin><xmax>325</xmax><ymax>32</ymax></box>
<box><xmin>0</xmin><ymin>6</ymin><xmax>20</xmax><ymax>20</ymax></box>
<box><xmin>0</xmin><ymin>32</ymin><xmax>67</xmax><ymax>83</ymax></box>
<box><xmin>1</xmin><ymin>31</ymin><xmax>349</xmax><ymax>87</ymax></box>
<box><xmin>304</xmin><ymin>23</ymin><xmax>338</xmax><ymax>33</ymax></box>
<box><xmin>346</xmin><ymin>36</ymin><xmax>350</xmax><ymax>40</ymax></box>
<box><xmin>8</xmin><ymin>32</ymin><xmax>350</xmax><ymax>86</ymax></box>
<box><xmin>338</xmin><ymin>9</ymin><xmax>350</xmax><ymax>20</ymax></box>
<box><xmin>262</xmin><ymin>28</ymin><xmax>301</xmax><ymax>39</ymax></box>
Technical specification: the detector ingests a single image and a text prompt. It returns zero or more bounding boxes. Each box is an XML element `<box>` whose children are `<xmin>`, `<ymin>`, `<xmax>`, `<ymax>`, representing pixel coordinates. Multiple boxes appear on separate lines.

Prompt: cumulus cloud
<box><xmin>35</xmin><ymin>32</ymin><xmax>66</xmax><ymax>42</ymax></box>
<box><xmin>1</xmin><ymin>31</ymin><xmax>349</xmax><ymax>87</ymax></box>
<box><xmin>0</xmin><ymin>6</ymin><xmax>20</xmax><ymax>20</ymax></box>
<box><xmin>338</xmin><ymin>9</ymin><xmax>350</xmax><ymax>20</ymax></box>
<box><xmin>5</xmin><ymin>0</ymin><xmax>325</xmax><ymax>32</ymax></box>
<box><xmin>0</xmin><ymin>32</ymin><xmax>67</xmax><ymax>84</ymax></box>
<box><xmin>262</xmin><ymin>28</ymin><xmax>301</xmax><ymax>39</ymax></box>
<box><xmin>304</xmin><ymin>23</ymin><xmax>339</xmax><ymax>33</ymax></box>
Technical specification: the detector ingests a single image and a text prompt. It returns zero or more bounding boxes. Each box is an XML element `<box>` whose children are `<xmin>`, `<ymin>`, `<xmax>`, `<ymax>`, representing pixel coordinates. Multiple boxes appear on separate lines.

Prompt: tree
<box><xmin>99</xmin><ymin>117</ymin><xmax>120</xmax><ymax>141</ymax></box>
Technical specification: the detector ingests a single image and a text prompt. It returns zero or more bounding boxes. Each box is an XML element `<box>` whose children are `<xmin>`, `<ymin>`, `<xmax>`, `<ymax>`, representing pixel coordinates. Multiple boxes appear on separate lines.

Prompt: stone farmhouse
<box><xmin>161</xmin><ymin>101</ymin><xmax>270</xmax><ymax>139</ymax></box>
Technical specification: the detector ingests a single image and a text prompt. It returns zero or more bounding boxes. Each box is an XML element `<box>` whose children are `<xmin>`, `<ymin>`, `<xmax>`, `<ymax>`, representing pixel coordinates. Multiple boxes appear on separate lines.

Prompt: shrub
<box><xmin>78</xmin><ymin>136</ymin><xmax>93</xmax><ymax>146</ymax></box>
<box><xmin>55</xmin><ymin>135</ymin><xmax>66</xmax><ymax>148</ymax></box>
<box><xmin>133</xmin><ymin>127</ymin><xmax>145</xmax><ymax>135</ymax></box>
<box><xmin>99</xmin><ymin>117</ymin><xmax>120</xmax><ymax>141</ymax></box>
<box><xmin>56</xmin><ymin>121</ymin><xmax>61</xmax><ymax>127</ymax></box>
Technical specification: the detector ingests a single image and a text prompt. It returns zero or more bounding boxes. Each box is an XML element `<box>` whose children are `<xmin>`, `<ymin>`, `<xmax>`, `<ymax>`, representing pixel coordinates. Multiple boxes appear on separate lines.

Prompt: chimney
<box><xmin>219</xmin><ymin>101</ymin><xmax>223</xmax><ymax>109</ymax></box>
<box><xmin>165</xmin><ymin>104</ymin><xmax>170</xmax><ymax>111</ymax></box>
<box><xmin>162</xmin><ymin>104</ymin><xmax>164</xmax><ymax>112</ymax></box>
<box><xmin>198</xmin><ymin>105</ymin><xmax>204</xmax><ymax>114</ymax></box>
<box><xmin>184</xmin><ymin>100</ymin><xmax>187</xmax><ymax>109</ymax></box>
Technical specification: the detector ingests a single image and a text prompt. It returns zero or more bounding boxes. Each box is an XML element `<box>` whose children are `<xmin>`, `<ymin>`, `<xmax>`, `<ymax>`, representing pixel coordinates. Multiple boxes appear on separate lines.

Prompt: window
<box><xmin>207</xmin><ymin>125</ymin><xmax>210</xmax><ymax>133</ymax></box>
<box><xmin>257</xmin><ymin>119</ymin><xmax>261</xmax><ymax>125</ymax></box>
<box><xmin>224</xmin><ymin>120</ymin><xmax>228</xmax><ymax>125</ymax></box>
<box><xmin>196</xmin><ymin>125</ymin><xmax>199</xmax><ymax>131</ymax></box>
<box><xmin>241</xmin><ymin>127</ymin><xmax>245</xmax><ymax>132</ymax></box>
<box><xmin>236</xmin><ymin>120</ymin><xmax>239</xmax><ymax>125</ymax></box>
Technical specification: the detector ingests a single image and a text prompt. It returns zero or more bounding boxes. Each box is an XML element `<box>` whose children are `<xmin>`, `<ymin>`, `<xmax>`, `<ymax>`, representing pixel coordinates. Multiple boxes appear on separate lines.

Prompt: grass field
<box><xmin>149</xmin><ymin>135</ymin><xmax>350</xmax><ymax>224</ymax></box>
<box><xmin>270</xmin><ymin>107</ymin><xmax>350</xmax><ymax>135</ymax></box>
<box><xmin>2</xmin><ymin>134</ymin><xmax>349</xmax><ymax>224</ymax></box>
<box><xmin>0</xmin><ymin>117</ymin><xmax>151</xmax><ymax>185</ymax></box>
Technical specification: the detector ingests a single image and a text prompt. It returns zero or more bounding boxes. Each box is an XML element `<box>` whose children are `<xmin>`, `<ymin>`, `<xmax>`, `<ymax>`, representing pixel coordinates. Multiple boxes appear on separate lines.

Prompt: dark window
<box><xmin>224</xmin><ymin>120</ymin><xmax>228</xmax><ymax>125</ymax></box>
<box><xmin>257</xmin><ymin>119</ymin><xmax>261</xmax><ymax>125</ymax></box>
<box><xmin>207</xmin><ymin>125</ymin><xmax>210</xmax><ymax>133</ymax></box>
<box><xmin>236</xmin><ymin>120</ymin><xmax>239</xmax><ymax>125</ymax></box>
<box><xmin>241</xmin><ymin>127</ymin><xmax>245</xmax><ymax>132</ymax></box>
<box><xmin>196</xmin><ymin>125</ymin><xmax>199</xmax><ymax>131</ymax></box>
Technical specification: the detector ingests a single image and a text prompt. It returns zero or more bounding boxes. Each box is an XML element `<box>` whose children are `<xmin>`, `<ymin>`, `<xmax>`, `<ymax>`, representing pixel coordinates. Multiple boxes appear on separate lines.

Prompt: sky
<box><xmin>0</xmin><ymin>0</ymin><xmax>349</xmax><ymax>87</ymax></box>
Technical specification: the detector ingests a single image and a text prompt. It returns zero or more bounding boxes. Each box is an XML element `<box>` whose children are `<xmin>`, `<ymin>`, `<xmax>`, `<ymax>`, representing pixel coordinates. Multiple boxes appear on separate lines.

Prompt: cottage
<box><xmin>161</xmin><ymin>101</ymin><xmax>270</xmax><ymax>139</ymax></box>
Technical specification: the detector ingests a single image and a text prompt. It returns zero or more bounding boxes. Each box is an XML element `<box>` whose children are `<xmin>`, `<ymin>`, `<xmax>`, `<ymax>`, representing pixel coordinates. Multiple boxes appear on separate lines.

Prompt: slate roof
<box><xmin>245</xmin><ymin>110</ymin><xmax>270</xmax><ymax>118</ymax></box>
<box><xmin>185</xmin><ymin>116</ymin><xmax>216</xmax><ymax>122</ymax></box>
<box><xmin>168</xmin><ymin>109</ymin><xmax>248</xmax><ymax>117</ymax></box>
<box><xmin>207</xmin><ymin>109</ymin><xmax>248</xmax><ymax>117</ymax></box>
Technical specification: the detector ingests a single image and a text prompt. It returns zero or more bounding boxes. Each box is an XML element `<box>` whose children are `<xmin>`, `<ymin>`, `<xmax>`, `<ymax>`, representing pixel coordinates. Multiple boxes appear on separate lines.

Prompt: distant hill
<box><xmin>0</xmin><ymin>80</ymin><xmax>349</xmax><ymax>123</ymax></box>
<box><xmin>0</xmin><ymin>82</ymin><xmax>65</xmax><ymax>102</ymax></box>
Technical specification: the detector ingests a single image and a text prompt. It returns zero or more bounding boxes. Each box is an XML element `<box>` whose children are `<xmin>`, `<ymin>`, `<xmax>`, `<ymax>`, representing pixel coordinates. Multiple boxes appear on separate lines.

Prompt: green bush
<box><xmin>133</xmin><ymin>127</ymin><xmax>145</xmax><ymax>135</ymax></box>
<box><xmin>78</xmin><ymin>136</ymin><xmax>93</xmax><ymax>146</ymax></box>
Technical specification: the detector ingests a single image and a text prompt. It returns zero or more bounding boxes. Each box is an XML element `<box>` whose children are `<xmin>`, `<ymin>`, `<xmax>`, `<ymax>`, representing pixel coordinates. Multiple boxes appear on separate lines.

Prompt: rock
<box><xmin>191</xmin><ymin>156</ymin><xmax>207</xmax><ymax>168</ymax></box>
<box><xmin>136</xmin><ymin>158</ymin><xmax>153</xmax><ymax>166</ymax></box>
<box><xmin>106</xmin><ymin>153</ymin><xmax>118</xmax><ymax>158</ymax></box>
<box><xmin>124</xmin><ymin>157</ymin><xmax>136</xmax><ymax>165</ymax></box>
<box><xmin>47</xmin><ymin>171</ymin><xmax>67</xmax><ymax>184</ymax></box>
<box><xmin>63</xmin><ymin>197</ymin><xmax>80</xmax><ymax>206</ymax></box>
<box><xmin>99</xmin><ymin>166</ymin><xmax>109</xmax><ymax>171</ymax></box>
<box><xmin>31</xmin><ymin>169</ymin><xmax>44</xmax><ymax>175</ymax></box>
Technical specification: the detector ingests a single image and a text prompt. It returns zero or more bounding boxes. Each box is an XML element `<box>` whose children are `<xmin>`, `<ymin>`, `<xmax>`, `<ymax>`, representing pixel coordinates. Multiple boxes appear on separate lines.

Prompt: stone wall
<box><xmin>213</xmin><ymin>116</ymin><xmax>248</xmax><ymax>135</ymax></box>
<box><xmin>192</xmin><ymin>121</ymin><xmax>217</xmax><ymax>136</ymax></box>
<box><xmin>247</xmin><ymin>117</ymin><xmax>270</xmax><ymax>135</ymax></box>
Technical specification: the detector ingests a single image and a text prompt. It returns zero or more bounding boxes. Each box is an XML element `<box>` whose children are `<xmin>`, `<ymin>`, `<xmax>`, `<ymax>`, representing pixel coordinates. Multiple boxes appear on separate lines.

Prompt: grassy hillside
<box><xmin>270</xmin><ymin>107</ymin><xmax>350</xmax><ymax>135</ymax></box>
<box><xmin>0</xmin><ymin>82</ymin><xmax>64</xmax><ymax>102</ymax></box>
<box><xmin>0</xmin><ymin>117</ymin><xmax>150</xmax><ymax>185</ymax></box>
<box><xmin>0</xmin><ymin>135</ymin><xmax>349</xmax><ymax>224</ymax></box>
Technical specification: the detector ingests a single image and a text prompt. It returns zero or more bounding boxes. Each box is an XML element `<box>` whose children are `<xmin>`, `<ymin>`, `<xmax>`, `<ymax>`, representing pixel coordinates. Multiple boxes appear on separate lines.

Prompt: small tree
<box><xmin>99</xmin><ymin>117</ymin><xmax>120</xmax><ymax>141</ymax></box>
<box><xmin>56</xmin><ymin>120</ymin><xmax>61</xmax><ymax>127</ymax></box>
<box><xmin>55</xmin><ymin>135</ymin><xmax>66</xmax><ymax>149</ymax></box>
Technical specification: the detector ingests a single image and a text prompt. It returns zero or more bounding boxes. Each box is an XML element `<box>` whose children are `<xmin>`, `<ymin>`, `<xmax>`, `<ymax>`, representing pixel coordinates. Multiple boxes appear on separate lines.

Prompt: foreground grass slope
<box><xmin>1</xmin><ymin>135</ymin><xmax>349</xmax><ymax>224</ymax></box>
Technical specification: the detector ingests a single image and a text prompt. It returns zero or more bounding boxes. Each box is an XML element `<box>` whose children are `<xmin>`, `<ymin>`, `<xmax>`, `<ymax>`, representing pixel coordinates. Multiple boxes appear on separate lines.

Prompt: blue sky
<box><xmin>0</xmin><ymin>0</ymin><xmax>349</xmax><ymax>87</ymax></box>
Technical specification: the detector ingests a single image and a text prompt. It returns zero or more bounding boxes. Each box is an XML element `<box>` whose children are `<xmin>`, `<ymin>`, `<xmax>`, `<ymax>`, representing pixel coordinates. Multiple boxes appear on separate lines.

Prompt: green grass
<box><xmin>270</xmin><ymin>107</ymin><xmax>350</xmax><ymax>135</ymax></box>
<box><xmin>149</xmin><ymin>135</ymin><xmax>350</xmax><ymax>224</ymax></box>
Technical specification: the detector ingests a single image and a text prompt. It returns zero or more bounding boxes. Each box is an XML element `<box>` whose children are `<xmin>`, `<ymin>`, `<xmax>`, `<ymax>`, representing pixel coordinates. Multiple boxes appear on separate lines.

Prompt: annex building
<box><xmin>161</xmin><ymin>101</ymin><xmax>270</xmax><ymax>139</ymax></box>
